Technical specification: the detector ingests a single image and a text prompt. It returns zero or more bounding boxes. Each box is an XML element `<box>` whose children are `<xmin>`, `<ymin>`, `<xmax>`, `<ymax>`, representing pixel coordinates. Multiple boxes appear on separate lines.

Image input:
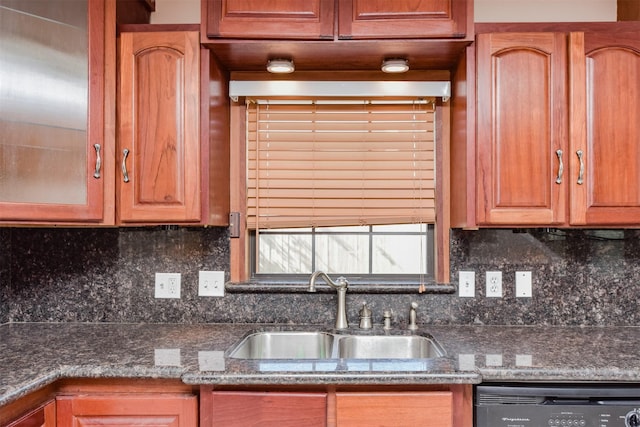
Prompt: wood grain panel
<box><xmin>569</xmin><ymin>31</ymin><xmax>640</xmax><ymax>225</ymax></box>
<box><xmin>338</xmin><ymin>0</ymin><xmax>467</xmax><ymax>39</ymax></box>
<box><xmin>206</xmin><ymin>0</ymin><xmax>334</xmax><ymax>39</ymax></box>
<box><xmin>56</xmin><ymin>394</ymin><xmax>197</xmax><ymax>427</ymax></box>
<box><xmin>118</xmin><ymin>30</ymin><xmax>201</xmax><ymax>223</ymax></box>
<box><xmin>210</xmin><ymin>391</ymin><xmax>327</xmax><ymax>427</ymax></box>
<box><xmin>476</xmin><ymin>32</ymin><xmax>568</xmax><ymax>225</ymax></box>
<box><xmin>335</xmin><ymin>391</ymin><xmax>453</xmax><ymax>427</ymax></box>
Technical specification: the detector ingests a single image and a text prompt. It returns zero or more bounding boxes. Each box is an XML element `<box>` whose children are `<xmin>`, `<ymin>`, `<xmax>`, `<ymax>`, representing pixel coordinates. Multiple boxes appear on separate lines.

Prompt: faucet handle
<box><xmin>359</xmin><ymin>302</ymin><xmax>372</xmax><ymax>329</ymax></box>
<box><xmin>383</xmin><ymin>310</ymin><xmax>392</xmax><ymax>330</ymax></box>
<box><xmin>408</xmin><ymin>302</ymin><xmax>418</xmax><ymax>330</ymax></box>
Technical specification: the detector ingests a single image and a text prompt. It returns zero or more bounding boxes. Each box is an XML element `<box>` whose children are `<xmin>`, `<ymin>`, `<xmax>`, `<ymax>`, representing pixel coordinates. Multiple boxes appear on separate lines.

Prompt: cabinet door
<box><xmin>205</xmin><ymin>0</ymin><xmax>335</xmax><ymax>39</ymax></box>
<box><xmin>569</xmin><ymin>32</ymin><xmax>640</xmax><ymax>225</ymax></box>
<box><xmin>208</xmin><ymin>391</ymin><xmax>326</xmax><ymax>427</ymax></box>
<box><xmin>5</xmin><ymin>400</ymin><xmax>55</xmax><ymax>427</ymax></box>
<box><xmin>56</xmin><ymin>394</ymin><xmax>197</xmax><ymax>426</ymax></box>
<box><xmin>118</xmin><ymin>31</ymin><xmax>201</xmax><ymax>223</ymax></box>
<box><xmin>335</xmin><ymin>391</ymin><xmax>452</xmax><ymax>427</ymax></box>
<box><xmin>0</xmin><ymin>0</ymin><xmax>109</xmax><ymax>223</ymax></box>
<box><xmin>338</xmin><ymin>0</ymin><xmax>468</xmax><ymax>39</ymax></box>
<box><xmin>476</xmin><ymin>33</ymin><xmax>568</xmax><ymax>225</ymax></box>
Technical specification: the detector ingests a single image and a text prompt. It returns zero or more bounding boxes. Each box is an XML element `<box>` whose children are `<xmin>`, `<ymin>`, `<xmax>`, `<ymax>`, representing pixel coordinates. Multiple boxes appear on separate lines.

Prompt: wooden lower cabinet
<box><xmin>56</xmin><ymin>394</ymin><xmax>197</xmax><ymax>427</ymax></box>
<box><xmin>335</xmin><ymin>391</ymin><xmax>453</xmax><ymax>427</ymax></box>
<box><xmin>206</xmin><ymin>391</ymin><xmax>327</xmax><ymax>427</ymax></box>
<box><xmin>4</xmin><ymin>400</ymin><xmax>55</xmax><ymax>427</ymax></box>
<box><xmin>2</xmin><ymin>382</ymin><xmax>471</xmax><ymax>427</ymax></box>
<box><xmin>201</xmin><ymin>385</ymin><xmax>472</xmax><ymax>427</ymax></box>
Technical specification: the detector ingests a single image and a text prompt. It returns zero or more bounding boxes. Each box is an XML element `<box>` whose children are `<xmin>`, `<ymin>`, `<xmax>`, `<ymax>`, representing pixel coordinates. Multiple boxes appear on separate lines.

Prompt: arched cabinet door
<box><xmin>569</xmin><ymin>31</ymin><xmax>640</xmax><ymax>225</ymax></box>
<box><xmin>476</xmin><ymin>32</ymin><xmax>568</xmax><ymax>226</ymax></box>
<box><xmin>56</xmin><ymin>394</ymin><xmax>197</xmax><ymax>426</ymax></box>
<box><xmin>118</xmin><ymin>30</ymin><xmax>201</xmax><ymax>223</ymax></box>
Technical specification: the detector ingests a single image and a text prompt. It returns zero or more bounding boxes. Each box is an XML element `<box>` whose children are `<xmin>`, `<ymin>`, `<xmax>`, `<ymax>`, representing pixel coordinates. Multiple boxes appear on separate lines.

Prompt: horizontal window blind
<box><xmin>246</xmin><ymin>99</ymin><xmax>436</xmax><ymax>229</ymax></box>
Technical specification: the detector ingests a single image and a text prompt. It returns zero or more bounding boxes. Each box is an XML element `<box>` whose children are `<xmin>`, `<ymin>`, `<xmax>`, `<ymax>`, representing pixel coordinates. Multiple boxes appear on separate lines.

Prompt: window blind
<box><xmin>246</xmin><ymin>99</ymin><xmax>436</xmax><ymax>229</ymax></box>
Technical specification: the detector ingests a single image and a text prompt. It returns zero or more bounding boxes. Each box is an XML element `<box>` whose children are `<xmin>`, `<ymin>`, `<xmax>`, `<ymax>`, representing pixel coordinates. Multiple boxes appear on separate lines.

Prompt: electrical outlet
<box><xmin>485</xmin><ymin>271</ymin><xmax>502</xmax><ymax>297</ymax></box>
<box><xmin>155</xmin><ymin>272</ymin><xmax>181</xmax><ymax>298</ymax></box>
<box><xmin>199</xmin><ymin>271</ymin><xmax>225</xmax><ymax>297</ymax></box>
<box><xmin>458</xmin><ymin>271</ymin><xmax>475</xmax><ymax>297</ymax></box>
<box><xmin>516</xmin><ymin>271</ymin><xmax>533</xmax><ymax>297</ymax></box>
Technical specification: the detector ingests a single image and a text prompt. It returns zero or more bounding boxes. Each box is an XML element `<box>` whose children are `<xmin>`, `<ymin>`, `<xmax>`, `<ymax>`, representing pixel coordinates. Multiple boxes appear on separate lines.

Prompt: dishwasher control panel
<box><xmin>476</xmin><ymin>404</ymin><xmax>640</xmax><ymax>427</ymax></box>
<box><xmin>475</xmin><ymin>384</ymin><xmax>640</xmax><ymax>427</ymax></box>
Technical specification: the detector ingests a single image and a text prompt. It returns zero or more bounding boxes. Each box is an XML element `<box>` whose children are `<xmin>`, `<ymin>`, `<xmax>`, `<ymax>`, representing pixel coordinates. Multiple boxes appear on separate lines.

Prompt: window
<box><xmin>252</xmin><ymin>224</ymin><xmax>434</xmax><ymax>280</ymax></box>
<box><xmin>242</xmin><ymin>98</ymin><xmax>437</xmax><ymax>284</ymax></box>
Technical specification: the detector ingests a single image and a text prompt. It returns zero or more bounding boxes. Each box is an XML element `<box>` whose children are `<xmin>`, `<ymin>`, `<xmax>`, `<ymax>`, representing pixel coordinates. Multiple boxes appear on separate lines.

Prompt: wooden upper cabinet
<box><xmin>203</xmin><ymin>0</ymin><xmax>469</xmax><ymax>40</ymax></box>
<box><xmin>569</xmin><ymin>31</ymin><xmax>640</xmax><ymax>225</ymax></box>
<box><xmin>205</xmin><ymin>0</ymin><xmax>335</xmax><ymax>39</ymax></box>
<box><xmin>0</xmin><ymin>0</ymin><xmax>112</xmax><ymax>223</ymax></box>
<box><xmin>56</xmin><ymin>393</ymin><xmax>197</xmax><ymax>426</ymax></box>
<box><xmin>338</xmin><ymin>0</ymin><xmax>468</xmax><ymax>39</ymax></box>
<box><xmin>118</xmin><ymin>30</ymin><xmax>201</xmax><ymax>223</ymax></box>
<box><xmin>476</xmin><ymin>32</ymin><xmax>568</xmax><ymax>225</ymax></box>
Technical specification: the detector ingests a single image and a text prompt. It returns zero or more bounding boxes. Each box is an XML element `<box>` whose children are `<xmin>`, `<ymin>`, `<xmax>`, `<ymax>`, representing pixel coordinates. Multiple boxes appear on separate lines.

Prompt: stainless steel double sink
<box><xmin>227</xmin><ymin>330</ymin><xmax>445</xmax><ymax>360</ymax></box>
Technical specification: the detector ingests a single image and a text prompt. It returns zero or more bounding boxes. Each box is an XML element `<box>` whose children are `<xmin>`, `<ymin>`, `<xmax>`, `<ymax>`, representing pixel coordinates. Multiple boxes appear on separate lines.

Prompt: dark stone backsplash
<box><xmin>0</xmin><ymin>227</ymin><xmax>639</xmax><ymax>326</ymax></box>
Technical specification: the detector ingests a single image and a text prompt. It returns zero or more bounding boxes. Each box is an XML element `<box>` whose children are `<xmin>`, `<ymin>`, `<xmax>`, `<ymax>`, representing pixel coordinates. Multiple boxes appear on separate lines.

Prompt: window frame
<box><xmin>228</xmin><ymin>89</ymin><xmax>451</xmax><ymax>285</ymax></box>
<box><xmin>249</xmin><ymin>224</ymin><xmax>435</xmax><ymax>283</ymax></box>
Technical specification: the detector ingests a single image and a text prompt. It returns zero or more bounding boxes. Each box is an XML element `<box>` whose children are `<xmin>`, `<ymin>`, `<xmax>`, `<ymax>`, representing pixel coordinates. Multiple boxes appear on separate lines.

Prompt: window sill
<box><xmin>225</xmin><ymin>281</ymin><xmax>455</xmax><ymax>294</ymax></box>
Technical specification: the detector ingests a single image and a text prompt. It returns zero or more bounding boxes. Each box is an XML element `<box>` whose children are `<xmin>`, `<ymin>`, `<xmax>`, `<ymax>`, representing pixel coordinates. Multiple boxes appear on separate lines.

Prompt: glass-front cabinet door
<box><xmin>0</xmin><ymin>0</ymin><xmax>107</xmax><ymax>222</ymax></box>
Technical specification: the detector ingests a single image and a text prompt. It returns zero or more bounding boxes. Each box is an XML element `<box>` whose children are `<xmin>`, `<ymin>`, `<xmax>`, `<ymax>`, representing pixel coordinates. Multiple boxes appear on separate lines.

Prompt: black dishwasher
<box><xmin>475</xmin><ymin>384</ymin><xmax>640</xmax><ymax>427</ymax></box>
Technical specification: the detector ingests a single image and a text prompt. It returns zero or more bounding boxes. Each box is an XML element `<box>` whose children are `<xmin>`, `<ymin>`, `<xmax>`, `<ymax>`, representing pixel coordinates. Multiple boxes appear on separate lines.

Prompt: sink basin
<box><xmin>227</xmin><ymin>330</ymin><xmax>445</xmax><ymax>360</ymax></box>
<box><xmin>337</xmin><ymin>335</ymin><xmax>444</xmax><ymax>359</ymax></box>
<box><xmin>227</xmin><ymin>331</ymin><xmax>335</xmax><ymax>359</ymax></box>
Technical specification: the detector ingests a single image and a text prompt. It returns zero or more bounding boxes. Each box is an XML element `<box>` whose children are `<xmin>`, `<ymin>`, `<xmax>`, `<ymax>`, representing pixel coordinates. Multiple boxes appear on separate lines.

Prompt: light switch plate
<box><xmin>458</xmin><ymin>271</ymin><xmax>475</xmax><ymax>297</ymax></box>
<box><xmin>155</xmin><ymin>272</ymin><xmax>181</xmax><ymax>298</ymax></box>
<box><xmin>199</xmin><ymin>271</ymin><xmax>225</xmax><ymax>297</ymax></box>
<box><xmin>516</xmin><ymin>271</ymin><xmax>533</xmax><ymax>297</ymax></box>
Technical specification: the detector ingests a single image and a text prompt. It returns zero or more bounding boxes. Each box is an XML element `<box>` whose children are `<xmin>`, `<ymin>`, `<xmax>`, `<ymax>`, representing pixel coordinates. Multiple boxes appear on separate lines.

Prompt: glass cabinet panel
<box><xmin>0</xmin><ymin>0</ymin><xmax>104</xmax><ymax>221</ymax></box>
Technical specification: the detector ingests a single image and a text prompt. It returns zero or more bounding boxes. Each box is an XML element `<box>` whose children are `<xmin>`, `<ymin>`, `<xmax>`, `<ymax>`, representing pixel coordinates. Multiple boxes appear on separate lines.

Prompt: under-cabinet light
<box><xmin>381</xmin><ymin>58</ymin><xmax>410</xmax><ymax>73</ymax></box>
<box><xmin>267</xmin><ymin>59</ymin><xmax>295</xmax><ymax>74</ymax></box>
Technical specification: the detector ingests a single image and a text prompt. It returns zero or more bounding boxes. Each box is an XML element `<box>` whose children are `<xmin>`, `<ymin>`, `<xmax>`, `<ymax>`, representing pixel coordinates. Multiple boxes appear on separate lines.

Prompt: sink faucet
<box><xmin>308</xmin><ymin>271</ymin><xmax>349</xmax><ymax>330</ymax></box>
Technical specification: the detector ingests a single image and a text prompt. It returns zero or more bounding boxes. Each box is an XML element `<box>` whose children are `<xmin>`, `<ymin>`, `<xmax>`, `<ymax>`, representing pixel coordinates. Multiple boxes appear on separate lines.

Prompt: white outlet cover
<box><xmin>199</xmin><ymin>271</ymin><xmax>225</xmax><ymax>297</ymax></box>
<box><xmin>458</xmin><ymin>271</ymin><xmax>475</xmax><ymax>297</ymax></box>
<box><xmin>516</xmin><ymin>271</ymin><xmax>533</xmax><ymax>298</ymax></box>
<box><xmin>198</xmin><ymin>351</ymin><xmax>226</xmax><ymax>371</ymax></box>
<box><xmin>154</xmin><ymin>348</ymin><xmax>181</xmax><ymax>366</ymax></box>
<box><xmin>155</xmin><ymin>272</ymin><xmax>181</xmax><ymax>299</ymax></box>
<box><xmin>485</xmin><ymin>271</ymin><xmax>502</xmax><ymax>297</ymax></box>
<box><xmin>485</xmin><ymin>354</ymin><xmax>503</xmax><ymax>367</ymax></box>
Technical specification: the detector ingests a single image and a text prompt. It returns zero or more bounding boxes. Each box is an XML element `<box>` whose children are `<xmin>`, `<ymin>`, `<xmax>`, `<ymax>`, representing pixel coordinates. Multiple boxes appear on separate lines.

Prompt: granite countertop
<box><xmin>1</xmin><ymin>322</ymin><xmax>640</xmax><ymax>407</ymax></box>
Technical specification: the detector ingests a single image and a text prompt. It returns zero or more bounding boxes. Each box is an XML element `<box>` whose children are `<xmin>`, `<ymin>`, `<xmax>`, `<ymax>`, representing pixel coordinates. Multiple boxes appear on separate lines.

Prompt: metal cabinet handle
<box><xmin>122</xmin><ymin>148</ymin><xmax>130</xmax><ymax>183</ymax></box>
<box><xmin>576</xmin><ymin>149</ymin><xmax>584</xmax><ymax>185</ymax></box>
<box><xmin>555</xmin><ymin>149</ymin><xmax>564</xmax><ymax>184</ymax></box>
<box><xmin>93</xmin><ymin>144</ymin><xmax>101</xmax><ymax>179</ymax></box>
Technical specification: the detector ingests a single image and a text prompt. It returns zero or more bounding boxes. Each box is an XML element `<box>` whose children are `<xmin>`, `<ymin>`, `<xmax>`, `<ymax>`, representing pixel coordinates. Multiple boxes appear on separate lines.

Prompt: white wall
<box><xmin>150</xmin><ymin>0</ymin><xmax>199</xmax><ymax>24</ymax></box>
<box><xmin>475</xmin><ymin>0</ymin><xmax>616</xmax><ymax>22</ymax></box>
<box><xmin>149</xmin><ymin>0</ymin><xmax>617</xmax><ymax>26</ymax></box>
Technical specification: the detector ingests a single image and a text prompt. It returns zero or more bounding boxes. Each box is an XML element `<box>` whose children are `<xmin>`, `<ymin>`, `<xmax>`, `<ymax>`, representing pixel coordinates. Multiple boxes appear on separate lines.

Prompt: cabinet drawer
<box><xmin>336</xmin><ymin>391</ymin><xmax>453</xmax><ymax>427</ymax></box>
<box><xmin>210</xmin><ymin>391</ymin><xmax>327</xmax><ymax>427</ymax></box>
